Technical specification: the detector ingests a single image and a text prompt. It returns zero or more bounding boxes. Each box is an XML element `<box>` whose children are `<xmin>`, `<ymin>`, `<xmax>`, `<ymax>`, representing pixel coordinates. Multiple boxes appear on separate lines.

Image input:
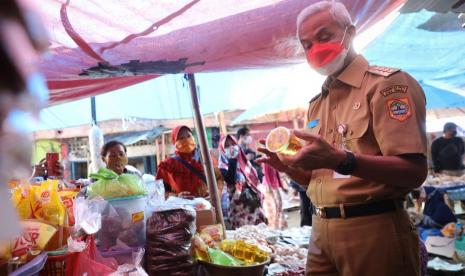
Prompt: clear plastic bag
<box><xmin>145</xmin><ymin>178</ymin><xmax>165</xmax><ymax>207</ymax></box>
<box><xmin>73</xmin><ymin>196</ymin><xmax>108</xmax><ymax>235</ymax></box>
<box><xmin>100</xmin><ymin>196</ymin><xmax>147</xmax><ymax>249</ymax></box>
<box><xmin>109</xmin><ymin>248</ymin><xmax>148</xmax><ymax>276</ymax></box>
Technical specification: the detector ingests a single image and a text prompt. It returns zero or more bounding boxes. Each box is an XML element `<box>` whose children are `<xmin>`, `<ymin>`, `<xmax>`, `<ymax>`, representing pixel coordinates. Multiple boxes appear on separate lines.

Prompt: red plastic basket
<box><xmin>40</xmin><ymin>251</ymin><xmax>74</xmax><ymax>276</ymax></box>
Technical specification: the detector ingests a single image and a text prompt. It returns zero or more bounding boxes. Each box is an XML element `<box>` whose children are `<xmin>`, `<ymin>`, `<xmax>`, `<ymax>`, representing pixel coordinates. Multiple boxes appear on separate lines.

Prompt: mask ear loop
<box><xmin>339</xmin><ymin>26</ymin><xmax>348</xmax><ymax>46</ymax></box>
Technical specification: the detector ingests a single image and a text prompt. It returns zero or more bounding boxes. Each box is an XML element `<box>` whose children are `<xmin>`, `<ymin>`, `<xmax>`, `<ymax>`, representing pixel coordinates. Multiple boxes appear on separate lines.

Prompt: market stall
<box><xmin>34</xmin><ymin>0</ymin><xmax>405</xmax><ymax>241</ymax></box>
<box><xmin>2</xmin><ymin>0</ymin><xmax>417</xmax><ymax>275</ymax></box>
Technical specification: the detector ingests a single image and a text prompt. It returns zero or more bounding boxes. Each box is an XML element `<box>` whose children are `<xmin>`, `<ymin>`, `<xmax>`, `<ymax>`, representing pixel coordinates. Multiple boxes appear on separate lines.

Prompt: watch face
<box><xmin>336</xmin><ymin>151</ymin><xmax>356</xmax><ymax>175</ymax></box>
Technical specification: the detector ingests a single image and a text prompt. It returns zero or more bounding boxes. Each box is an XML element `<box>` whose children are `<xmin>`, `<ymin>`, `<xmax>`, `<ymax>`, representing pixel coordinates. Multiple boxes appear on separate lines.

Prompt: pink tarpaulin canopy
<box><xmin>37</xmin><ymin>0</ymin><xmax>405</xmax><ymax>105</ymax></box>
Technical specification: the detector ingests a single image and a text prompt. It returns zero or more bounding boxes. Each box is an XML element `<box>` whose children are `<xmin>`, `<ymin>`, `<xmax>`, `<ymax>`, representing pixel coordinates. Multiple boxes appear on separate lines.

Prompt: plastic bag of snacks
<box><xmin>58</xmin><ymin>189</ymin><xmax>79</xmax><ymax>226</ymax></box>
<box><xmin>10</xmin><ymin>219</ymin><xmax>57</xmax><ymax>258</ymax></box>
<box><xmin>87</xmin><ymin>168</ymin><xmax>147</xmax><ymax>200</ymax></box>
<box><xmin>11</xmin><ymin>182</ymin><xmax>33</xmax><ymax>219</ymax></box>
<box><xmin>32</xmin><ymin>180</ymin><xmax>66</xmax><ymax>226</ymax></box>
<box><xmin>198</xmin><ymin>224</ymin><xmax>224</xmax><ymax>248</ymax></box>
<box><xmin>193</xmin><ymin>234</ymin><xmax>210</xmax><ymax>262</ymax></box>
<box><xmin>146</xmin><ymin>205</ymin><xmax>196</xmax><ymax>275</ymax></box>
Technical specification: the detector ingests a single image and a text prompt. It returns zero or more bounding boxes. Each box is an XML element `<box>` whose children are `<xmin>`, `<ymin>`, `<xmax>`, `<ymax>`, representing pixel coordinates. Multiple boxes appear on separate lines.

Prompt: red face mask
<box><xmin>306</xmin><ymin>42</ymin><xmax>344</xmax><ymax>68</ymax></box>
<box><xmin>304</xmin><ymin>27</ymin><xmax>350</xmax><ymax>76</ymax></box>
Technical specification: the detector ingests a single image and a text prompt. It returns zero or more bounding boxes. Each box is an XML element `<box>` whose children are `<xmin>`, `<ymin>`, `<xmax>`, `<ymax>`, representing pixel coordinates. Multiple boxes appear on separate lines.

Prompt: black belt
<box><xmin>312</xmin><ymin>199</ymin><xmax>404</xmax><ymax>219</ymax></box>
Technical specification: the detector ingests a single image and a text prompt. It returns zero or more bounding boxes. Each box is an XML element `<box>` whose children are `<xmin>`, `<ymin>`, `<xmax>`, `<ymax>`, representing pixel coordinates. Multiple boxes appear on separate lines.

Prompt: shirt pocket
<box><xmin>343</xmin><ymin>107</ymin><xmax>371</xmax><ymax>153</ymax></box>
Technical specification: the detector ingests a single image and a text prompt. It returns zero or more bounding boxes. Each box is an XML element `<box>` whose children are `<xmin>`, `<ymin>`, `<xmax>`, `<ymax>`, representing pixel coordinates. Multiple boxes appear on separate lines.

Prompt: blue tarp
<box><xmin>363</xmin><ymin>10</ymin><xmax>465</xmax><ymax>109</ymax></box>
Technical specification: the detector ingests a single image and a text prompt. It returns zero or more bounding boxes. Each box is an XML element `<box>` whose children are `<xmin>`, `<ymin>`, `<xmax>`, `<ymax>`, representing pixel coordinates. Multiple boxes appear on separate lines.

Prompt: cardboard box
<box><xmin>196</xmin><ymin>208</ymin><xmax>216</xmax><ymax>230</ymax></box>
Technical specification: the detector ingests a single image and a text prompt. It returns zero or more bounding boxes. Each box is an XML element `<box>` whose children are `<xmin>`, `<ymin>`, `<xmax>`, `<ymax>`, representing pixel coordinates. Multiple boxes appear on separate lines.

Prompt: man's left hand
<box><xmin>279</xmin><ymin>130</ymin><xmax>346</xmax><ymax>171</ymax></box>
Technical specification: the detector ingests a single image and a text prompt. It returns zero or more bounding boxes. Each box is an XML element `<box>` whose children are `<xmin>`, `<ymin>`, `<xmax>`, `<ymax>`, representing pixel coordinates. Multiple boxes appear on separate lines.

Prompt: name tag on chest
<box><xmin>333</xmin><ymin>171</ymin><xmax>351</xmax><ymax>179</ymax></box>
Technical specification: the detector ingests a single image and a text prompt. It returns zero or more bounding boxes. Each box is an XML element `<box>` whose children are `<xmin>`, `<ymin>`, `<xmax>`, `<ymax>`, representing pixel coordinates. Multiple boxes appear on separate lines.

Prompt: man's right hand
<box><xmin>256</xmin><ymin>139</ymin><xmax>289</xmax><ymax>172</ymax></box>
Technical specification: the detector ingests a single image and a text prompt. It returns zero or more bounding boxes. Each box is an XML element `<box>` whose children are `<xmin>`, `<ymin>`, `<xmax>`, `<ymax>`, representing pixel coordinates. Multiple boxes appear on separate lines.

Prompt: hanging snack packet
<box><xmin>32</xmin><ymin>180</ymin><xmax>66</xmax><ymax>226</ymax></box>
<box><xmin>11</xmin><ymin>183</ymin><xmax>33</xmax><ymax>219</ymax></box>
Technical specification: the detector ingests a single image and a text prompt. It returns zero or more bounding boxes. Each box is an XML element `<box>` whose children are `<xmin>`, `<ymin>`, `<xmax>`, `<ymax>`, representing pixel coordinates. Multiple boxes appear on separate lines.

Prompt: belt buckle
<box><xmin>315</xmin><ymin>206</ymin><xmax>326</xmax><ymax>218</ymax></box>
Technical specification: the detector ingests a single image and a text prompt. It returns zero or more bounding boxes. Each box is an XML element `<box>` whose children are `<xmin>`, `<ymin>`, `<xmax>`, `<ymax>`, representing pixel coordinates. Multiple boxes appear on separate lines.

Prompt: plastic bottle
<box><xmin>220</xmin><ymin>240</ymin><xmax>269</xmax><ymax>264</ymax></box>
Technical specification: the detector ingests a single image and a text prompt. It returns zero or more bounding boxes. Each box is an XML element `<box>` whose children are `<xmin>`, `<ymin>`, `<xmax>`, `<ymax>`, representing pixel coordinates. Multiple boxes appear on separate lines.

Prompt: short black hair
<box><xmin>101</xmin><ymin>140</ymin><xmax>127</xmax><ymax>157</ymax></box>
<box><xmin>245</xmin><ymin>149</ymin><xmax>256</xmax><ymax>156</ymax></box>
<box><xmin>444</xmin><ymin>122</ymin><xmax>457</xmax><ymax>133</ymax></box>
<box><xmin>236</xmin><ymin>127</ymin><xmax>250</xmax><ymax>139</ymax></box>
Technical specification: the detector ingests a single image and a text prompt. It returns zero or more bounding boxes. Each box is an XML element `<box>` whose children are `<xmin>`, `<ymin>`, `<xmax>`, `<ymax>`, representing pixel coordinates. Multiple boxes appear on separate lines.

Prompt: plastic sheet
<box><xmin>32</xmin><ymin>1</ymin><xmax>403</xmax><ymax>105</ymax></box>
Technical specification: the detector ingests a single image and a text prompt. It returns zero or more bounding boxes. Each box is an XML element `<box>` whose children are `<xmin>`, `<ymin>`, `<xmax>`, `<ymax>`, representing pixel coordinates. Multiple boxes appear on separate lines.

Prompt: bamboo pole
<box><xmin>218</xmin><ymin>111</ymin><xmax>227</xmax><ymax>135</ymax></box>
<box><xmin>186</xmin><ymin>74</ymin><xmax>225</xmax><ymax>231</ymax></box>
<box><xmin>161</xmin><ymin>133</ymin><xmax>166</xmax><ymax>160</ymax></box>
<box><xmin>155</xmin><ymin>137</ymin><xmax>161</xmax><ymax>165</ymax></box>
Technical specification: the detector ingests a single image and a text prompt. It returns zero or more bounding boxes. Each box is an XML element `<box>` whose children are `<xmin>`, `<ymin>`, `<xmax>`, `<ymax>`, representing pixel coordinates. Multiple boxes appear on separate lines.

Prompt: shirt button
<box><xmin>316</xmin><ymin>179</ymin><xmax>322</xmax><ymax>184</ymax></box>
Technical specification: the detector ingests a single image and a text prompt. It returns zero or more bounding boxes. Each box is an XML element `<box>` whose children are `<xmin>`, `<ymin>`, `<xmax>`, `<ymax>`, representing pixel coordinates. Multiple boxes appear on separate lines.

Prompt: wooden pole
<box><xmin>155</xmin><ymin>137</ymin><xmax>161</xmax><ymax>165</ymax></box>
<box><xmin>161</xmin><ymin>133</ymin><xmax>166</xmax><ymax>160</ymax></box>
<box><xmin>218</xmin><ymin>111</ymin><xmax>227</xmax><ymax>135</ymax></box>
<box><xmin>186</xmin><ymin>74</ymin><xmax>225</xmax><ymax>231</ymax></box>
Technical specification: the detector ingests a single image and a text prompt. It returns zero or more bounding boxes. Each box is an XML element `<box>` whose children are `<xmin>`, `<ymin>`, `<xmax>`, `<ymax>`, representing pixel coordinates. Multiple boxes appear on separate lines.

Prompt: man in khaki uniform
<box><xmin>258</xmin><ymin>1</ymin><xmax>427</xmax><ymax>275</ymax></box>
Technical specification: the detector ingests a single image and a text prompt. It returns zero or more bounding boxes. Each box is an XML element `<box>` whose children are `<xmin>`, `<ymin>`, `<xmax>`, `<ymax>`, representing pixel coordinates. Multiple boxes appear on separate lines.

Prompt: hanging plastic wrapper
<box><xmin>88</xmin><ymin>123</ymin><xmax>106</xmax><ymax>174</ymax></box>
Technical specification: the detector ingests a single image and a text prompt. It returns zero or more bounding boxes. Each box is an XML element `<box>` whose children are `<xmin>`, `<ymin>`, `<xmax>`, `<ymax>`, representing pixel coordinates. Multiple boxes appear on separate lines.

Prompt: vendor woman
<box><xmin>156</xmin><ymin>125</ymin><xmax>208</xmax><ymax>197</ymax></box>
<box><xmin>101</xmin><ymin>140</ymin><xmax>142</xmax><ymax>176</ymax></box>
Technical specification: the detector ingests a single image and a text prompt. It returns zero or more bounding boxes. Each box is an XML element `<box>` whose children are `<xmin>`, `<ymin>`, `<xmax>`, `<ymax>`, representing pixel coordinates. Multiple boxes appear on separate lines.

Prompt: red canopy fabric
<box><xmin>36</xmin><ymin>0</ymin><xmax>405</xmax><ymax>105</ymax></box>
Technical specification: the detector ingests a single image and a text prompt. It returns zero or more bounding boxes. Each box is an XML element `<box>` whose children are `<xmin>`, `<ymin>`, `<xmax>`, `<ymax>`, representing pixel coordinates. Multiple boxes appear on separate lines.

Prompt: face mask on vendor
<box><xmin>104</xmin><ymin>144</ymin><xmax>128</xmax><ymax>175</ymax></box>
<box><xmin>176</xmin><ymin>136</ymin><xmax>196</xmax><ymax>154</ymax></box>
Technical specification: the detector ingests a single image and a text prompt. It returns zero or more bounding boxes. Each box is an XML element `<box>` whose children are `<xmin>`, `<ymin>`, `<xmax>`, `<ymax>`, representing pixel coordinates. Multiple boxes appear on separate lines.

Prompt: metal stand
<box><xmin>186</xmin><ymin>73</ymin><xmax>226</xmax><ymax>232</ymax></box>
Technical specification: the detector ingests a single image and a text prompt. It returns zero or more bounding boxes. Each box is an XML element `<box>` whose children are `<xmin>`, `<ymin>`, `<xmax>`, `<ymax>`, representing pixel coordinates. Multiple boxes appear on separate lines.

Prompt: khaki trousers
<box><xmin>306</xmin><ymin>210</ymin><xmax>420</xmax><ymax>276</ymax></box>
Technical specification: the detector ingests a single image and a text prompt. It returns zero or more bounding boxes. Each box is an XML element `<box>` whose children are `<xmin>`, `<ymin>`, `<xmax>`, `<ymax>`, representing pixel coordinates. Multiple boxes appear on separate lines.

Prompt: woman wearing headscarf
<box><xmin>219</xmin><ymin>135</ymin><xmax>266</xmax><ymax>229</ymax></box>
<box><xmin>262</xmin><ymin>163</ymin><xmax>287</xmax><ymax>229</ymax></box>
<box><xmin>419</xmin><ymin>186</ymin><xmax>456</xmax><ymax>228</ymax></box>
<box><xmin>156</xmin><ymin>125</ymin><xmax>208</xmax><ymax>197</ymax></box>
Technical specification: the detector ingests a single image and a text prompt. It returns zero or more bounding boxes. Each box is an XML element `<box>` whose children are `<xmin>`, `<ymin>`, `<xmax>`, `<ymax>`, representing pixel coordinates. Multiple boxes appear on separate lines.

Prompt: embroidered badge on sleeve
<box><xmin>379</xmin><ymin>85</ymin><xmax>408</xmax><ymax>97</ymax></box>
<box><xmin>387</xmin><ymin>97</ymin><xmax>412</xmax><ymax>121</ymax></box>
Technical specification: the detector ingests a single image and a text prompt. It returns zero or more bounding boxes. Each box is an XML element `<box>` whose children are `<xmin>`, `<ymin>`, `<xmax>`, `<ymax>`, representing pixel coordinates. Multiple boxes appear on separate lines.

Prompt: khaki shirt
<box><xmin>306</xmin><ymin>55</ymin><xmax>427</xmax><ymax>207</ymax></box>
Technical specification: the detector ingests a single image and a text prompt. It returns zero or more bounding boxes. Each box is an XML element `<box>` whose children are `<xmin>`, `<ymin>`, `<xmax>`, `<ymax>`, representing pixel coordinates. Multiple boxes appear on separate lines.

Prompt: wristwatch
<box><xmin>335</xmin><ymin>151</ymin><xmax>357</xmax><ymax>175</ymax></box>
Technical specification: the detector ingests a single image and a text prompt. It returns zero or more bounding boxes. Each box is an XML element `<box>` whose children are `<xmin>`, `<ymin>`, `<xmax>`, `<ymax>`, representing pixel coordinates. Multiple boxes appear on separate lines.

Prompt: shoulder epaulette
<box><xmin>368</xmin><ymin>65</ymin><xmax>400</xmax><ymax>77</ymax></box>
<box><xmin>309</xmin><ymin>93</ymin><xmax>322</xmax><ymax>104</ymax></box>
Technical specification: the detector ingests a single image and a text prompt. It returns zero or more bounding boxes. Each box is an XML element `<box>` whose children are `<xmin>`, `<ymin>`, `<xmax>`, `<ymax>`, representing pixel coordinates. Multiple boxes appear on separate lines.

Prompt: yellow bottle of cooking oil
<box><xmin>220</xmin><ymin>240</ymin><xmax>269</xmax><ymax>264</ymax></box>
